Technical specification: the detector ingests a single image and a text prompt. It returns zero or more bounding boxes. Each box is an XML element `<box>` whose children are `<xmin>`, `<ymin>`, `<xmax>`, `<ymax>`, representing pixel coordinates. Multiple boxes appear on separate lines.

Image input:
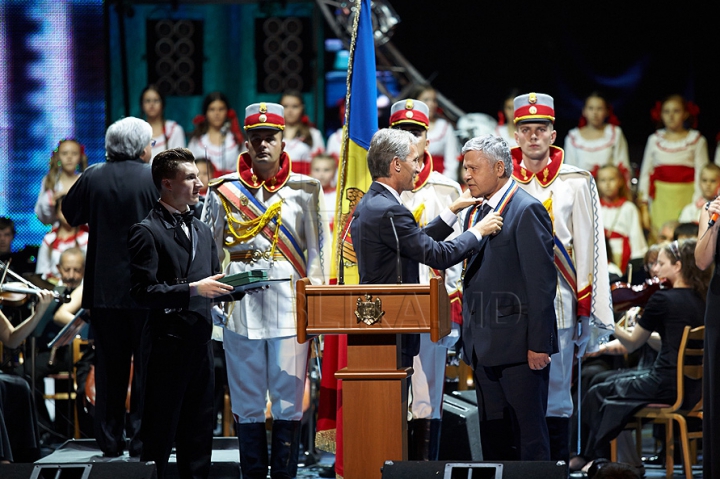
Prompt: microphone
<box><xmin>384</xmin><ymin>211</ymin><xmax>402</xmax><ymax>284</ymax></box>
<box><xmin>220</xmin><ymin>121</ymin><xmax>230</xmax><ymax>136</ymax></box>
<box><xmin>710</xmin><ymin>212</ymin><xmax>719</xmax><ymax>228</ymax></box>
<box><xmin>338</xmin><ymin>210</ymin><xmax>359</xmax><ymax>285</ymax></box>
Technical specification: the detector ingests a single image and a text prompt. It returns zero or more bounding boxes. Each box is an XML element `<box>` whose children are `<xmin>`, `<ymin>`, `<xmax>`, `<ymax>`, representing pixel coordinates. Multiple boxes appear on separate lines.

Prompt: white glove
<box><xmin>575</xmin><ymin>315</ymin><xmax>592</xmax><ymax>358</ymax></box>
<box><xmin>438</xmin><ymin>321</ymin><xmax>461</xmax><ymax>349</ymax></box>
<box><xmin>211</xmin><ymin>305</ymin><xmax>227</xmax><ymax>327</ymax></box>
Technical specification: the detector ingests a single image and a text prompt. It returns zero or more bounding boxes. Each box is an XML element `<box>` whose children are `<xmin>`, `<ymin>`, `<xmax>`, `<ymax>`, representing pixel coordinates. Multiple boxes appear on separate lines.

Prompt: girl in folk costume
<box><xmin>34</xmin><ymin>138</ymin><xmax>88</xmax><ymax>225</ymax></box>
<box><xmin>597</xmin><ymin>165</ymin><xmax>647</xmax><ymax>275</ymax></box>
<box><xmin>309</xmin><ymin>154</ymin><xmax>338</xmax><ymax>234</ymax></box>
<box><xmin>564</xmin><ymin>93</ymin><xmax>631</xmax><ymax>182</ymax></box>
<box><xmin>413</xmin><ymin>84</ymin><xmax>461</xmax><ymax>182</ymax></box>
<box><xmin>187</xmin><ymin>91</ymin><xmax>244</xmax><ymax>176</ymax></box>
<box><xmin>494</xmin><ymin>89</ymin><xmax>519</xmax><ymax>148</ymax></box>
<box><xmin>280</xmin><ymin>90</ymin><xmax>321</xmax><ymax>175</ymax></box>
<box><xmin>679</xmin><ymin>162</ymin><xmax>720</xmax><ymax>223</ymax></box>
<box><xmin>140</xmin><ymin>85</ymin><xmax>186</xmax><ymax>163</ymax></box>
<box><xmin>35</xmin><ymin>195</ymin><xmax>88</xmax><ymax>283</ymax></box>
<box><xmin>638</xmin><ymin>95</ymin><xmax>709</xmax><ymax>235</ymax></box>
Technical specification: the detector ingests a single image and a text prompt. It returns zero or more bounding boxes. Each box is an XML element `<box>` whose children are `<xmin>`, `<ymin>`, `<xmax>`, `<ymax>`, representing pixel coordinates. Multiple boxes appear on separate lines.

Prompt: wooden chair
<box><xmin>43</xmin><ymin>336</ymin><xmax>90</xmax><ymax>439</ymax></box>
<box><xmin>610</xmin><ymin>325</ymin><xmax>704</xmax><ymax>479</ymax></box>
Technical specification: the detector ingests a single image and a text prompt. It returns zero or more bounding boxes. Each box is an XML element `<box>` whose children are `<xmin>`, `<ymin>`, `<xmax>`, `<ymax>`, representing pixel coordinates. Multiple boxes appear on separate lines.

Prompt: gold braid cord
<box><xmin>412</xmin><ymin>203</ymin><xmax>426</xmax><ymax>227</ymax></box>
<box><xmin>542</xmin><ymin>195</ymin><xmax>555</xmax><ymax>233</ymax></box>
<box><xmin>219</xmin><ymin>194</ymin><xmax>283</xmax><ymax>257</ymax></box>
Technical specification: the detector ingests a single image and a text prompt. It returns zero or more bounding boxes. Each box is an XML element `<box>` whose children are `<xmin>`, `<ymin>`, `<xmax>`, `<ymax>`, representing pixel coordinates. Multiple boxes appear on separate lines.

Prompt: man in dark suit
<box><xmin>128</xmin><ymin>148</ymin><xmax>233</xmax><ymax>479</ymax></box>
<box><xmin>351</xmin><ymin>128</ymin><xmax>501</xmax><ymax>366</ymax></box>
<box><xmin>63</xmin><ymin>117</ymin><xmax>157</xmax><ymax>456</ymax></box>
<box><xmin>460</xmin><ymin>135</ymin><xmax>558</xmax><ymax>460</ymax></box>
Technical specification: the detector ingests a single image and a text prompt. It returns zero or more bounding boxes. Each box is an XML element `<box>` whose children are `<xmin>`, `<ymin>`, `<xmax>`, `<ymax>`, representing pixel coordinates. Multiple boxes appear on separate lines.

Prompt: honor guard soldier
<box><xmin>390</xmin><ymin>99</ymin><xmax>464</xmax><ymax>460</ymax></box>
<box><xmin>510</xmin><ymin>93</ymin><xmax>614</xmax><ymax>463</ymax></box>
<box><xmin>203</xmin><ymin>102</ymin><xmax>329</xmax><ymax>479</ymax></box>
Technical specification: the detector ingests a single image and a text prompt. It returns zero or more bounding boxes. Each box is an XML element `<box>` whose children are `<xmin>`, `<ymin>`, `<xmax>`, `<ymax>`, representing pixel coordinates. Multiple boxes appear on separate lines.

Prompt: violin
<box><xmin>610</xmin><ymin>276</ymin><xmax>671</xmax><ymax>313</ymax></box>
<box><xmin>0</xmin><ymin>259</ymin><xmax>71</xmax><ymax>305</ymax></box>
<box><xmin>0</xmin><ymin>282</ymin><xmax>71</xmax><ymax>304</ymax></box>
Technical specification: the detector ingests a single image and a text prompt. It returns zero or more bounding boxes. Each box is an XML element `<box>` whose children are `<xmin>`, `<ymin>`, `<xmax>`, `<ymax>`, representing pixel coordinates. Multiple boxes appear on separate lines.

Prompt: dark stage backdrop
<box><xmin>0</xmin><ymin>0</ymin><xmax>105</xmax><ymax>249</ymax></box>
<box><xmin>385</xmin><ymin>1</ymin><xmax>720</xmax><ymax>168</ymax></box>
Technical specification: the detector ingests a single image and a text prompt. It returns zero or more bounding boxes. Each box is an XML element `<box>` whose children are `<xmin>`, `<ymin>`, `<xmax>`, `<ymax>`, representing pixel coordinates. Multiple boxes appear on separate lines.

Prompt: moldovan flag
<box><xmin>316</xmin><ymin>0</ymin><xmax>377</xmax><ymax>477</ymax></box>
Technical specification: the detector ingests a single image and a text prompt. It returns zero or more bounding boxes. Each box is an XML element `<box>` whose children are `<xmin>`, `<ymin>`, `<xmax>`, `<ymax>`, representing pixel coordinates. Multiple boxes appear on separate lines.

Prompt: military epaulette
<box><xmin>286</xmin><ymin>173</ymin><xmax>323</xmax><ymax>193</ymax></box>
<box><xmin>208</xmin><ymin>176</ymin><xmax>229</xmax><ymax>188</ymax></box>
<box><xmin>558</xmin><ymin>163</ymin><xmax>595</xmax><ymax>179</ymax></box>
<box><xmin>426</xmin><ymin>171</ymin><xmax>463</xmax><ymax>194</ymax></box>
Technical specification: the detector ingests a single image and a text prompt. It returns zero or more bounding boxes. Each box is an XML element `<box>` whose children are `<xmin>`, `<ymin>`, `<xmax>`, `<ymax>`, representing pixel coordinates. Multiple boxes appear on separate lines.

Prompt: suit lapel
<box><xmin>463</xmin><ymin>189</ymin><xmax>518</xmax><ymax>284</ymax></box>
<box><xmin>157</xmin><ymin>205</ymin><xmax>192</xmax><ymax>277</ymax></box>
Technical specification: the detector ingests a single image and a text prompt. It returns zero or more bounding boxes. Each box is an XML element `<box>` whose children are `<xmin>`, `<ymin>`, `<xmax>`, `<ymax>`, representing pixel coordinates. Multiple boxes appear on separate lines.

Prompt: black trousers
<box><xmin>473</xmin><ymin>359</ymin><xmax>551</xmax><ymax>460</ymax></box>
<box><xmin>90</xmin><ymin>308</ymin><xmax>148</xmax><ymax>456</ymax></box>
<box><xmin>0</xmin><ymin>373</ymin><xmax>40</xmax><ymax>462</ymax></box>
<box><xmin>140</xmin><ymin>319</ymin><xmax>214</xmax><ymax>479</ymax></box>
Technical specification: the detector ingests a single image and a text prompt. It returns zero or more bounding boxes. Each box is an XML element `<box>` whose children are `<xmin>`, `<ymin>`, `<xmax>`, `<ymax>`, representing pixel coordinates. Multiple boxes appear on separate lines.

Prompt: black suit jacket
<box><xmin>352</xmin><ymin>182</ymin><xmax>480</xmax><ymax>284</ymax></box>
<box><xmin>62</xmin><ymin>159</ymin><xmax>158</xmax><ymax>309</ymax></box>
<box><xmin>352</xmin><ymin>182</ymin><xmax>480</xmax><ymax>357</ymax></box>
<box><xmin>128</xmin><ymin>203</ymin><xmax>221</xmax><ymax>342</ymax></box>
<box><xmin>461</xmin><ymin>185</ymin><xmax>558</xmax><ymax>368</ymax></box>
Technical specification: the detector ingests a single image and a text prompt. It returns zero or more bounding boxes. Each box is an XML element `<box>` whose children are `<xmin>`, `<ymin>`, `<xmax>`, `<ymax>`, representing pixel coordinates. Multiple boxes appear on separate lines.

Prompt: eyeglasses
<box><xmin>668</xmin><ymin>240</ymin><xmax>680</xmax><ymax>260</ymax></box>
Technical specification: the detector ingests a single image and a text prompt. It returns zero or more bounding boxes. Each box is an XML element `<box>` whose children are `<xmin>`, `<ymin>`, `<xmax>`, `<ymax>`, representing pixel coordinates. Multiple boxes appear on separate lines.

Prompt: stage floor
<box><xmin>32</xmin><ymin>437</ymin><xmax>336</xmax><ymax>478</ymax></box>
<box><xmin>1</xmin><ymin>438</ymin><xmax>700</xmax><ymax>478</ymax></box>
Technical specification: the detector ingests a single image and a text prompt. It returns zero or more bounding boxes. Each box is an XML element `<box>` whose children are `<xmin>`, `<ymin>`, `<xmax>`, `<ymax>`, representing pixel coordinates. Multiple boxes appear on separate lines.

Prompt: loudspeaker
<box><xmin>439</xmin><ymin>390</ymin><xmax>482</xmax><ymax>461</ymax></box>
<box><xmin>0</xmin><ymin>462</ymin><xmax>158</xmax><ymax>479</ymax></box>
<box><xmin>381</xmin><ymin>460</ymin><xmax>567</xmax><ymax>479</ymax></box>
<box><xmin>146</xmin><ymin>19</ymin><xmax>204</xmax><ymax>96</ymax></box>
<box><xmin>254</xmin><ymin>16</ymin><xmax>313</xmax><ymax>93</ymax></box>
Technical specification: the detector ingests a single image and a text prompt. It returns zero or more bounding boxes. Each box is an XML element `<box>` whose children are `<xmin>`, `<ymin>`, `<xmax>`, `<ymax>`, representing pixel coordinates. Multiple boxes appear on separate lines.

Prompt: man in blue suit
<box><xmin>351</xmin><ymin>128</ymin><xmax>501</xmax><ymax>366</ymax></box>
<box><xmin>460</xmin><ymin>135</ymin><xmax>558</xmax><ymax>461</ymax></box>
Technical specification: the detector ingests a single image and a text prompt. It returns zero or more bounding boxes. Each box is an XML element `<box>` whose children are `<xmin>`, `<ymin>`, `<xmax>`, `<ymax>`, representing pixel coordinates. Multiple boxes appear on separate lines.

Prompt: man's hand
<box><xmin>449</xmin><ymin>189</ymin><xmax>482</xmax><ymax>214</ymax></box>
<box><xmin>472</xmin><ymin>211</ymin><xmax>503</xmax><ymax>236</ymax></box>
<box><xmin>528</xmin><ymin>350</ymin><xmax>551</xmax><ymax>370</ymax></box>
<box><xmin>190</xmin><ymin>274</ymin><xmax>234</xmax><ymax>298</ymax></box>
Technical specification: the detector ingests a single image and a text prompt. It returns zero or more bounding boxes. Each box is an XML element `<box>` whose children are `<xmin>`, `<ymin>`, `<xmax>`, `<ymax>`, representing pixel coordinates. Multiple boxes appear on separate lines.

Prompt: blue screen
<box><xmin>0</xmin><ymin>0</ymin><xmax>105</xmax><ymax>251</ymax></box>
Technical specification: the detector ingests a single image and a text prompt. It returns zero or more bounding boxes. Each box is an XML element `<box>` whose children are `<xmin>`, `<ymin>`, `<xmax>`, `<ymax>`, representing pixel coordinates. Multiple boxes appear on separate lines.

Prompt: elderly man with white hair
<box><xmin>63</xmin><ymin>116</ymin><xmax>158</xmax><ymax>457</ymax></box>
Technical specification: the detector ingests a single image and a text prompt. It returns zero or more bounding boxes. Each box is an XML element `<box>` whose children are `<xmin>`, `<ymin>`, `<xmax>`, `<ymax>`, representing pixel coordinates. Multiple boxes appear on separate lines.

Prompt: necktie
<box><xmin>475</xmin><ymin>203</ymin><xmax>492</xmax><ymax>224</ymax></box>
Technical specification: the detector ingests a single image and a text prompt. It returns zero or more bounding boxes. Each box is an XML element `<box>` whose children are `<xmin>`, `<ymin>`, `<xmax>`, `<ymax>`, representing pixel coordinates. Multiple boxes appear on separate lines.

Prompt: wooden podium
<box><xmin>296</xmin><ymin>277</ymin><xmax>451</xmax><ymax>479</ymax></box>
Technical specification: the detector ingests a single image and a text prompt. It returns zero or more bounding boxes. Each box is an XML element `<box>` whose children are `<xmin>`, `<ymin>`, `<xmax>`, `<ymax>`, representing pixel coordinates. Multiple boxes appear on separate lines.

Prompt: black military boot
<box><xmin>428</xmin><ymin>419</ymin><xmax>442</xmax><ymax>461</ymax></box>
<box><xmin>546</xmin><ymin>416</ymin><xmax>570</xmax><ymax>464</ymax></box>
<box><xmin>270</xmin><ymin>420</ymin><xmax>301</xmax><ymax>479</ymax></box>
<box><xmin>237</xmin><ymin>422</ymin><xmax>269</xmax><ymax>479</ymax></box>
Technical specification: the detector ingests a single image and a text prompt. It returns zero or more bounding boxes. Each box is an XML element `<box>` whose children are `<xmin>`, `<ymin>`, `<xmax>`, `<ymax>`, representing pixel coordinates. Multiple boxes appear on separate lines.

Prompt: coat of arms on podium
<box><xmin>355</xmin><ymin>293</ymin><xmax>384</xmax><ymax>326</ymax></box>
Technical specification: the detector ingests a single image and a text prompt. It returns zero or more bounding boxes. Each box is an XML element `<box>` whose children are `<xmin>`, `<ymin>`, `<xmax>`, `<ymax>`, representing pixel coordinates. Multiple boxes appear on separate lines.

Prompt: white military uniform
<box><xmin>203</xmin><ymin>151</ymin><xmax>330</xmax><ymax>422</ymax></box>
<box><xmin>400</xmin><ymin>153</ymin><xmax>463</xmax><ymax>420</ymax></box>
<box><xmin>512</xmin><ymin>146</ymin><xmax>614</xmax><ymax>418</ymax></box>
<box><xmin>563</xmin><ymin>124</ymin><xmax>631</xmax><ymax>180</ymax></box>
